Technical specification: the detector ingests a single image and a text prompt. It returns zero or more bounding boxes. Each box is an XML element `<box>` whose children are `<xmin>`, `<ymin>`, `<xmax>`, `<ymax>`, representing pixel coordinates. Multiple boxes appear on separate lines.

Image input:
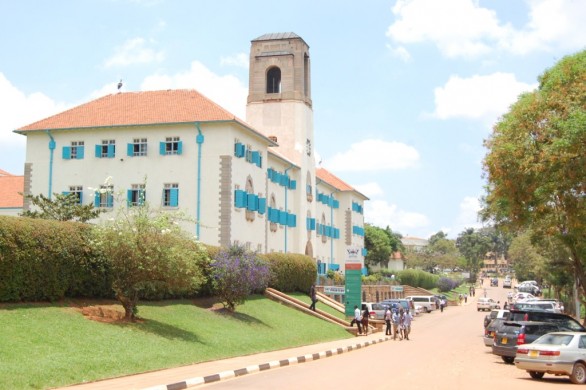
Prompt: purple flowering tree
<box><xmin>212</xmin><ymin>245</ymin><xmax>271</xmax><ymax>311</ymax></box>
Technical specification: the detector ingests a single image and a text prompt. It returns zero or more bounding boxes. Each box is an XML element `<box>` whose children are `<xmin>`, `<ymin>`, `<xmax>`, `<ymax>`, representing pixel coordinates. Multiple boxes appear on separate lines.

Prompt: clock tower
<box><xmin>246</xmin><ymin>32</ymin><xmax>316</xmax><ymax>256</ymax></box>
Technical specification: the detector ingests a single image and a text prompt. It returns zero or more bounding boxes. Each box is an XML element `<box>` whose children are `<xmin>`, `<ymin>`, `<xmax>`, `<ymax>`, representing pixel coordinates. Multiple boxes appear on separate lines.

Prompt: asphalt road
<box><xmin>204</xmin><ymin>278</ymin><xmax>574</xmax><ymax>389</ymax></box>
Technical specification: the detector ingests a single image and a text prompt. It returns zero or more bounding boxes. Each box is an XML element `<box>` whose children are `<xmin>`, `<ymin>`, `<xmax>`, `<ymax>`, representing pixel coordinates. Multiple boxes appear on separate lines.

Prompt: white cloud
<box><xmin>453</xmin><ymin>195</ymin><xmax>483</xmax><ymax>233</ymax></box>
<box><xmin>386</xmin><ymin>44</ymin><xmax>412</xmax><ymax>62</ymax></box>
<box><xmin>104</xmin><ymin>37</ymin><xmax>165</xmax><ymax>67</ymax></box>
<box><xmin>354</xmin><ymin>182</ymin><xmax>385</xmax><ymax>198</ymax></box>
<box><xmin>365</xmin><ymin>199</ymin><xmax>430</xmax><ymax>233</ymax></box>
<box><xmin>0</xmin><ymin>73</ymin><xmax>67</xmax><ymax>145</ymax></box>
<box><xmin>387</xmin><ymin>0</ymin><xmax>505</xmax><ymax>59</ymax></box>
<box><xmin>386</xmin><ymin>0</ymin><xmax>586</xmax><ymax>58</ymax></box>
<box><xmin>141</xmin><ymin>60</ymin><xmax>247</xmax><ymax>118</ymax></box>
<box><xmin>327</xmin><ymin>139</ymin><xmax>419</xmax><ymax>172</ymax></box>
<box><xmin>432</xmin><ymin>73</ymin><xmax>536</xmax><ymax>123</ymax></box>
<box><xmin>220</xmin><ymin>53</ymin><xmax>249</xmax><ymax>68</ymax></box>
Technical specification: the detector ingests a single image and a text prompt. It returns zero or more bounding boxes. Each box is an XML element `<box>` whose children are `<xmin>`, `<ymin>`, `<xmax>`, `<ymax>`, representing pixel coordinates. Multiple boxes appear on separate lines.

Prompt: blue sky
<box><xmin>1</xmin><ymin>0</ymin><xmax>584</xmax><ymax>239</ymax></box>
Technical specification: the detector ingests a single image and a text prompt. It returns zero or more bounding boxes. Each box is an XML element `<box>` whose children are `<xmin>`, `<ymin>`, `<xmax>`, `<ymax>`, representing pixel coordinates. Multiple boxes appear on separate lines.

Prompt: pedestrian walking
<box><xmin>464</xmin><ymin>293</ymin><xmax>468</xmax><ymax>303</ymax></box>
<box><xmin>440</xmin><ymin>298</ymin><xmax>446</xmax><ymax>312</ymax></box>
<box><xmin>403</xmin><ymin>309</ymin><xmax>413</xmax><ymax>340</ymax></box>
<box><xmin>352</xmin><ymin>305</ymin><xmax>363</xmax><ymax>335</ymax></box>
<box><xmin>361</xmin><ymin>306</ymin><xmax>370</xmax><ymax>335</ymax></box>
<box><xmin>392</xmin><ymin>309</ymin><xmax>401</xmax><ymax>340</ymax></box>
<box><xmin>309</xmin><ymin>284</ymin><xmax>317</xmax><ymax>311</ymax></box>
<box><xmin>384</xmin><ymin>306</ymin><xmax>392</xmax><ymax>336</ymax></box>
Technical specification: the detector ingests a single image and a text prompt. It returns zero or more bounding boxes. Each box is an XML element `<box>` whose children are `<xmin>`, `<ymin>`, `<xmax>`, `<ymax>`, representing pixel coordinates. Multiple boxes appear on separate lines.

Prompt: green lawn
<box><xmin>0</xmin><ymin>296</ymin><xmax>351</xmax><ymax>389</ymax></box>
<box><xmin>289</xmin><ymin>292</ymin><xmax>348</xmax><ymax>320</ymax></box>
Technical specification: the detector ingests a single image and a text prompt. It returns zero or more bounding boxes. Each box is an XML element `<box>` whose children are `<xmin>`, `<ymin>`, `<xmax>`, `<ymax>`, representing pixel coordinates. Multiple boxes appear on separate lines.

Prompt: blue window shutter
<box><xmin>310</xmin><ymin>218</ymin><xmax>316</xmax><ymax>230</ymax></box>
<box><xmin>234</xmin><ymin>143</ymin><xmax>243</xmax><ymax>157</ymax></box>
<box><xmin>77</xmin><ymin>146</ymin><xmax>84</xmax><ymax>159</ymax></box>
<box><xmin>278</xmin><ymin>210</ymin><xmax>287</xmax><ymax>225</ymax></box>
<box><xmin>267</xmin><ymin>168</ymin><xmax>273</xmax><ymax>181</ymax></box>
<box><xmin>95</xmin><ymin>145</ymin><xmax>101</xmax><ymax>158</ymax></box>
<box><xmin>107</xmin><ymin>144</ymin><xmax>115</xmax><ymax>158</ymax></box>
<box><xmin>247</xmin><ymin>193</ymin><xmax>258</xmax><ymax>211</ymax></box>
<box><xmin>362</xmin><ymin>248</ymin><xmax>368</xmax><ymax>256</ymax></box>
<box><xmin>258</xmin><ymin>197</ymin><xmax>266</xmax><ymax>214</ymax></box>
<box><xmin>330</xmin><ymin>264</ymin><xmax>340</xmax><ymax>271</ymax></box>
<box><xmin>177</xmin><ymin>141</ymin><xmax>183</xmax><ymax>155</ymax></box>
<box><xmin>94</xmin><ymin>192</ymin><xmax>100</xmax><ymax>207</ymax></box>
<box><xmin>335</xmin><ymin>228</ymin><xmax>340</xmax><ymax>239</ymax></box>
<box><xmin>170</xmin><ymin>188</ymin><xmax>179</xmax><ymax>207</ymax></box>
<box><xmin>62</xmin><ymin>146</ymin><xmax>71</xmax><ymax>159</ymax></box>
<box><xmin>234</xmin><ymin>189</ymin><xmax>246</xmax><ymax>208</ymax></box>
<box><xmin>306</xmin><ymin>218</ymin><xmax>310</xmax><ymax>230</ymax></box>
<box><xmin>126</xmin><ymin>189</ymin><xmax>132</xmax><ymax>206</ymax></box>
<box><xmin>287</xmin><ymin>213</ymin><xmax>296</xmax><ymax>228</ymax></box>
<box><xmin>272</xmin><ymin>172</ymin><xmax>280</xmax><ymax>183</ymax></box>
<box><xmin>159</xmin><ymin>142</ymin><xmax>166</xmax><ymax>155</ymax></box>
<box><xmin>289</xmin><ymin>180</ymin><xmax>296</xmax><ymax>190</ymax></box>
<box><xmin>107</xmin><ymin>193</ymin><xmax>114</xmax><ymax>208</ymax></box>
<box><xmin>333</xmin><ymin>199</ymin><xmax>339</xmax><ymax>209</ymax></box>
<box><xmin>353</xmin><ymin>226</ymin><xmax>357</xmax><ymax>235</ymax></box>
<box><xmin>127</xmin><ymin>143</ymin><xmax>133</xmax><ymax>156</ymax></box>
<box><xmin>78</xmin><ymin>192</ymin><xmax>83</xmax><ymax>204</ymax></box>
<box><xmin>251</xmin><ymin>151</ymin><xmax>260</xmax><ymax>165</ymax></box>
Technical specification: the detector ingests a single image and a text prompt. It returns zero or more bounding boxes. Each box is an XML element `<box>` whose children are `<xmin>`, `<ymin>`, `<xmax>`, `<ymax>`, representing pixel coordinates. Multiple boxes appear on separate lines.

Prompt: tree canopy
<box><xmin>21</xmin><ymin>193</ymin><xmax>102</xmax><ymax>222</ymax></box>
<box><xmin>482</xmin><ymin>50</ymin><xmax>586</xmax><ymax>302</ymax></box>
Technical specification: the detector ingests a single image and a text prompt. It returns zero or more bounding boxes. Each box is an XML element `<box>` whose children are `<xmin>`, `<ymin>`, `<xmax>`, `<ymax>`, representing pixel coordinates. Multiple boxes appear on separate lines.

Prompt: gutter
<box><xmin>46</xmin><ymin>130</ymin><xmax>55</xmax><ymax>199</ymax></box>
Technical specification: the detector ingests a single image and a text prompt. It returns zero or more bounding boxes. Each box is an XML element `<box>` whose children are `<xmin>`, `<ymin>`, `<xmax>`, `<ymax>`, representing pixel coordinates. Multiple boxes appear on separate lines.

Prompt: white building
<box><xmin>15</xmin><ymin>32</ymin><xmax>368</xmax><ymax>274</ymax></box>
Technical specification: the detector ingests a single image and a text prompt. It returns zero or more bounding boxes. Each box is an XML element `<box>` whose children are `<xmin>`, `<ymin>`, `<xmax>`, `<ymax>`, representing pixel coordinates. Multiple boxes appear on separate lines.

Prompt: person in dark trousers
<box><xmin>309</xmin><ymin>284</ymin><xmax>317</xmax><ymax>311</ymax></box>
<box><xmin>384</xmin><ymin>306</ymin><xmax>392</xmax><ymax>336</ymax></box>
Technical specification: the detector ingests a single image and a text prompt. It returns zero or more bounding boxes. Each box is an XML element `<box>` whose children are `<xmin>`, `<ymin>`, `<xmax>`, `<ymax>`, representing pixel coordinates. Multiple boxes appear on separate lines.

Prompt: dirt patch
<box><xmin>76</xmin><ymin>304</ymin><xmax>128</xmax><ymax>323</ymax></box>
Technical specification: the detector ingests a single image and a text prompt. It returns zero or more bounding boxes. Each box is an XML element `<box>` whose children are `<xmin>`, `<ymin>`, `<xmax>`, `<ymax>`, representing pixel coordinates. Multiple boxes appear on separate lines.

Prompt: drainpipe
<box><xmin>46</xmin><ymin>130</ymin><xmax>55</xmax><ymax>199</ymax></box>
<box><xmin>195</xmin><ymin>123</ymin><xmax>204</xmax><ymax>240</ymax></box>
<box><xmin>284</xmin><ymin>164</ymin><xmax>294</xmax><ymax>253</ymax></box>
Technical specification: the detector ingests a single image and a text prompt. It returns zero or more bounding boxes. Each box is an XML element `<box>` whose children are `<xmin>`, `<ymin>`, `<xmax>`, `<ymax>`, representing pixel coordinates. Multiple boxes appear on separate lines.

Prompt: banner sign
<box><xmin>323</xmin><ymin>286</ymin><xmax>345</xmax><ymax>295</ymax></box>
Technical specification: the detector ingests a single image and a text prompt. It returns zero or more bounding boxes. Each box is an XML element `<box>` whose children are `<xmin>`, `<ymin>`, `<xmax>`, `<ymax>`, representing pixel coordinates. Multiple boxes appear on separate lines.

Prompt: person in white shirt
<box><xmin>353</xmin><ymin>305</ymin><xmax>363</xmax><ymax>335</ymax></box>
<box><xmin>403</xmin><ymin>309</ymin><xmax>413</xmax><ymax>340</ymax></box>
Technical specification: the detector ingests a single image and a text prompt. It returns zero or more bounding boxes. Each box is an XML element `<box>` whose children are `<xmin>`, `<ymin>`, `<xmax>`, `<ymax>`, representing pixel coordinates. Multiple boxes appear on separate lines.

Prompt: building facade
<box><xmin>15</xmin><ymin>32</ymin><xmax>368</xmax><ymax>274</ymax></box>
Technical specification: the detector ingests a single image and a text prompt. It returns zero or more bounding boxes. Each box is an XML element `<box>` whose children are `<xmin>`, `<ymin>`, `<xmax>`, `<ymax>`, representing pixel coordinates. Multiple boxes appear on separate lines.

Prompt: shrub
<box><xmin>437</xmin><ymin>277</ymin><xmax>457</xmax><ymax>292</ymax></box>
<box><xmin>261</xmin><ymin>252</ymin><xmax>316</xmax><ymax>293</ymax></box>
<box><xmin>212</xmin><ymin>245</ymin><xmax>271</xmax><ymax>311</ymax></box>
<box><xmin>397</xmin><ymin>269</ymin><xmax>439</xmax><ymax>290</ymax></box>
<box><xmin>0</xmin><ymin>216</ymin><xmax>111</xmax><ymax>302</ymax></box>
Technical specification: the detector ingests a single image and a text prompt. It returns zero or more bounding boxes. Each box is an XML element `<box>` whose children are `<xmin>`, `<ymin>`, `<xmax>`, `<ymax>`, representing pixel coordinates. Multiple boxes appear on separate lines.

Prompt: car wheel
<box><xmin>501</xmin><ymin>356</ymin><xmax>515</xmax><ymax>364</ymax></box>
<box><xmin>425</xmin><ymin>307</ymin><xmax>430</xmax><ymax>313</ymax></box>
<box><xmin>570</xmin><ymin>362</ymin><xmax>586</xmax><ymax>384</ymax></box>
<box><xmin>528</xmin><ymin>371</ymin><xmax>544</xmax><ymax>379</ymax></box>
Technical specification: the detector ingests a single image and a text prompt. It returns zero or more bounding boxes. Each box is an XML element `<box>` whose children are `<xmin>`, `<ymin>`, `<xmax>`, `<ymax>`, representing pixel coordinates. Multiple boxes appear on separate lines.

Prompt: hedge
<box><xmin>260</xmin><ymin>252</ymin><xmax>316</xmax><ymax>293</ymax></box>
<box><xmin>0</xmin><ymin>216</ymin><xmax>112</xmax><ymax>301</ymax></box>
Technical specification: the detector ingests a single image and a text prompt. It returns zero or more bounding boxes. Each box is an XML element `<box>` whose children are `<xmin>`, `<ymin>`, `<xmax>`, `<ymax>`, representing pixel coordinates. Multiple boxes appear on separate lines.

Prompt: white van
<box><xmin>405</xmin><ymin>296</ymin><xmax>437</xmax><ymax>313</ymax></box>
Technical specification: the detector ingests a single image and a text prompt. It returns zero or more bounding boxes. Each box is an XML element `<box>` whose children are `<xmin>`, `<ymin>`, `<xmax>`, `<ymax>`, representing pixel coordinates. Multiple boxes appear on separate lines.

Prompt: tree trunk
<box><xmin>116</xmin><ymin>292</ymin><xmax>138</xmax><ymax>321</ymax></box>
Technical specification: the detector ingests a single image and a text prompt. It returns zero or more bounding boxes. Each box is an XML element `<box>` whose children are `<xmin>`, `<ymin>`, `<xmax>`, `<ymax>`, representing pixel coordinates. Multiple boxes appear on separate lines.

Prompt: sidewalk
<box><xmin>62</xmin><ymin>332</ymin><xmax>390</xmax><ymax>390</ymax></box>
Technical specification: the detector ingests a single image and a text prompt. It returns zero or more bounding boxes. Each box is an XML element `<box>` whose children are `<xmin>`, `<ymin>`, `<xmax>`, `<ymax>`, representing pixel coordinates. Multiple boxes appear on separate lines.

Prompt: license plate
<box><xmin>529</xmin><ymin>350</ymin><xmax>539</xmax><ymax>358</ymax></box>
<box><xmin>502</xmin><ymin>337</ymin><xmax>508</xmax><ymax>344</ymax></box>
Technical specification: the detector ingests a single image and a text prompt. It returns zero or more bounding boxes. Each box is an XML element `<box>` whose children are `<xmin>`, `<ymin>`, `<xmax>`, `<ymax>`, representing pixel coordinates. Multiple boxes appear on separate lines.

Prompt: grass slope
<box><xmin>0</xmin><ymin>296</ymin><xmax>351</xmax><ymax>389</ymax></box>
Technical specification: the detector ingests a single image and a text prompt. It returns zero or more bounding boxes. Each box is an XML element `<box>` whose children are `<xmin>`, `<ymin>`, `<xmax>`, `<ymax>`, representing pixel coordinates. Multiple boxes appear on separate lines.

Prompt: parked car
<box><xmin>515</xmin><ymin>332</ymin><xmax>586</xmax><ymax>383</ymax></box>
<box><xmin>507</xmin><ymin>310</ymin><xmax>585</xmax><ymax>332</ymax></box>
<box><xmin>511</xmin><ymin>301</ymin><xmax>561</xmax><ymax>313</ymax></box>
<box><xmin>503</xmin><ymin>278</ymin><xmax>512</xmax><ymax>288</ymax></box>
<box><xmin>361</xmin><ymin>302</ymin><xmax>389</xmax><ymax>320</ymax></box>
<box><xmin>490</xmin><ymin>278</ymin><xmax>499</xmax><ymax>287</ymax></box>
<box><xmin>477</xmin><ymin>297</ymin><xmax>500</xmax><ymax>311</ymax></box>
<box><xmin>517</xmin><ymin>282</ymin><xmax>541</xmax><ymax>296</ymax></box>
<box><xmin>484</xmin><ymin>309</ymin><xmax>510</xmax><ymax>328</ymax></box>
<box><xmin>484</xmin><ymin>318</ymin><xmax>508</xmax><ymax>347</ymax></box>
<box><xmin>492</xmin><ymin>321</ymin><xmax>561</xmax><ymax>364</ymax></box>
<box><xmin>380</xmin><ymin>299</ymin><xmax>415</xmax><ymax>314</ymax></box>
<box><xmin>405</xmin><ymin>296</ymin><xmax>437</xmax><ymax>313</ymax></box>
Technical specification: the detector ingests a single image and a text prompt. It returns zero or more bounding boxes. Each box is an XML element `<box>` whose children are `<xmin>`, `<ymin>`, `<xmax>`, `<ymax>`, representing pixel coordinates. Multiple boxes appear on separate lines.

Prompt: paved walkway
<box><xmin>61</xmin><ymin>332</ymin><xmax>391</xmax><ymax>390</ymax></box>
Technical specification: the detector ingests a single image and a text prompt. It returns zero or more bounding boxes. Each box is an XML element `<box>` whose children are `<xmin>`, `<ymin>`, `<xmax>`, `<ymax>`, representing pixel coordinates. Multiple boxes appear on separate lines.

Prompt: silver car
<box><xmin>515</xmin><ymin>332</ymin><xmax>586</xmax><ymax>383</ymax></box>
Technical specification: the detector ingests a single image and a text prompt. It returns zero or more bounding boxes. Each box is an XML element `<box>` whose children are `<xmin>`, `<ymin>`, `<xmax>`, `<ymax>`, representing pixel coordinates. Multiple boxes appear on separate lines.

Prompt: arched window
<box><xmin>266</xmin><ymin>67</ymin><xmax>281</xmax><ymax>94</ymax></box>
<box><xmin>269</xmin><ymin>193</ymin><xmax>277</xmax><ymax>232</ymax></box>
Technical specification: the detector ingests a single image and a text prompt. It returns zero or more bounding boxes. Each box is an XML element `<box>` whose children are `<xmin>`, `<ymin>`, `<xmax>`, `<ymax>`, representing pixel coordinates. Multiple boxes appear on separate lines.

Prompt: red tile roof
<box><xmin>316</xmin><ymin>167</ymin><xmax>369</xmax><ymax>199</ymax></box>
<box><xmin>0</xmin><ymin>171</ymin><xmax>24</xmax><ymax>208</ymax></box>
<box><xmin>16</xmin><ymin>89</ymin><xmax>253</xmax><ymax>133</ymax></box>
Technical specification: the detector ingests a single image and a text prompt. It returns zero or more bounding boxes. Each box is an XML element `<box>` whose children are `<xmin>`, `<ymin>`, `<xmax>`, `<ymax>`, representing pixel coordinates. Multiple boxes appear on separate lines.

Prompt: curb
<box><xmin>143</xmin><ymin>336</ymin><xmax>391</xmax><ymax>390</ymax></box>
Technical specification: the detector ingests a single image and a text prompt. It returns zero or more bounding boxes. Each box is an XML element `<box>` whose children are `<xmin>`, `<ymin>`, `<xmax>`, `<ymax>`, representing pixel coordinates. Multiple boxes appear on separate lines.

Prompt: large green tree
<box><xmin>482</xmin><ymin>50</ymin><xmax>586</xmax><ymax>303</ymax></box>
<box><xmin>456</xmin><ymin>228</ymin><xmax>492</xmax><ymax>275</ymax></box>
<box><xmin>364</xmin><ymin>224</ymin><xmax>392</xmax><ymax>269</ymax></box>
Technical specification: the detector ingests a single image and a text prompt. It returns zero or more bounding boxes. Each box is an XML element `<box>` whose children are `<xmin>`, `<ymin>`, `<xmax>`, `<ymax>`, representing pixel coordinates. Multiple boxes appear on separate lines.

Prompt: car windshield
<box><xmin>534</xmin><ymin>333</ymin><xmax>573</xmax><ymax>346</ymax></box>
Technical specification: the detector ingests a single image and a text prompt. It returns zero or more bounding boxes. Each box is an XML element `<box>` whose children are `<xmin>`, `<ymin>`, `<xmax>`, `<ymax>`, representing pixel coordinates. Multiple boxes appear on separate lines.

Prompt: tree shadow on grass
<box><xmin>113</xmin><ymin>318</ymin><xmax>204</xmax><ymax>343</ymax></box>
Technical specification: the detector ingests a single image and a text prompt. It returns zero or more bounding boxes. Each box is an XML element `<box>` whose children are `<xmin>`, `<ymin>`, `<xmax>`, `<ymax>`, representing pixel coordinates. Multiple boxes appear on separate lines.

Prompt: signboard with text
<box><xmin>344</xmin><ymin>262</ymin><xmax>362</xmax><ymax>316</ymax></box>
